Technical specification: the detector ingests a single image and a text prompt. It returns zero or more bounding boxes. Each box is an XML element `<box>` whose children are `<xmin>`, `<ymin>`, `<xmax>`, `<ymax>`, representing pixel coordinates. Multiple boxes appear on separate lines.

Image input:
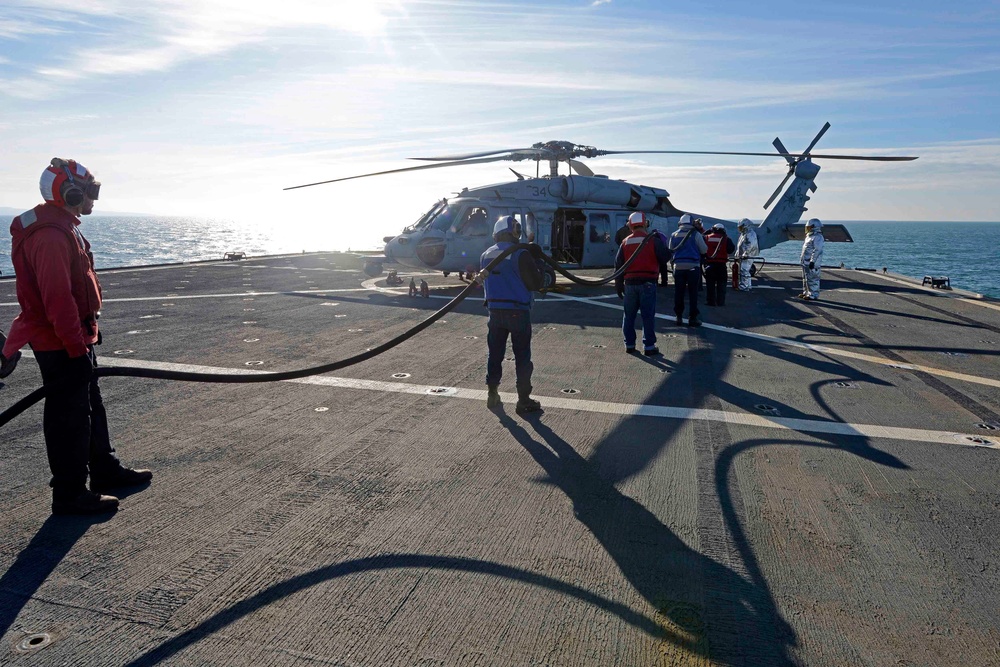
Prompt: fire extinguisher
<box><xmin>731</xmin><ymin>260</ymin><xmax>740</xmax><ymax>288</ymax></box>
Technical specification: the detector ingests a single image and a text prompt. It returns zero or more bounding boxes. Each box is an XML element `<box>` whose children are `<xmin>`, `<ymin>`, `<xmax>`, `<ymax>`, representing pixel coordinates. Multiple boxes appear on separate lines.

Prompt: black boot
<box><xmin>52</xmin><ymin>490</ymin><xmax>119</xmax><ymax>515</ymax></box>
<box><xmin>487</xmin><ymin>385</ymin><xmax>501</xmax><ymax>409</ymax></box>
<box><xmin>90</xmin><ymin>467</ymin><xmax>153</xmax><ymax>494</ymax></box>
<box><xmin>515</xmin><ymin>386</ymin><xmax>541</xmax><ymax>415</ymax></box>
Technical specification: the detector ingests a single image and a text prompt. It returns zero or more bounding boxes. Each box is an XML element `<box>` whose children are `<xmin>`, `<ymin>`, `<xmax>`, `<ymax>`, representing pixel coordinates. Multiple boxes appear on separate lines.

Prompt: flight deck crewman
<box><xmin>2</xmin><ymin>158</ymin><xmax>152</xmax><ymax>515</ymax></box>
<box><xmin>667</xmin><ymin>214</ymin><xmax>708</xmax><ymax>327</ymax></box>
<box><xmin>703</xmin><ymin>223</ymin><xmax>736</xmax><ymax>307</ymax></box>
<box><xmin>798</xmin><ymin>218</ymin><xmax>825</xmax><ymax>300</ymax></box>
<box><xmin>615</xmin><ymin>212</ymin><xmax>671</xmax><ymax>355</ymax></box>
<box><xmin>735</xmin><ymin>218</ymin><xmax>759</xmax><ymax>292</ymax></box>
<box><xmin>481</xmin><ymin>215</ymin><xmax>544</xmax><ymax>414</ymax></box>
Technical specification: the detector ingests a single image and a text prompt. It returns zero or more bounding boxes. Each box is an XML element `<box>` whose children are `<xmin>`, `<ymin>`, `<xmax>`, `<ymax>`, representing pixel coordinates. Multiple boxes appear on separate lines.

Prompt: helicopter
<box><xmin>285</xmin><ymin>123</ymin><xmax>917</xmax><ymax>287</ymax></box>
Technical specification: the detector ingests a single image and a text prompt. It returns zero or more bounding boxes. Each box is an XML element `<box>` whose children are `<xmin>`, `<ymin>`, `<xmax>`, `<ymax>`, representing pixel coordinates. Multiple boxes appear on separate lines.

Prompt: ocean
<box><xmin>1</xmin><ymin>216</ymin><xmax>997</xmax><ymax>299</ymax></box>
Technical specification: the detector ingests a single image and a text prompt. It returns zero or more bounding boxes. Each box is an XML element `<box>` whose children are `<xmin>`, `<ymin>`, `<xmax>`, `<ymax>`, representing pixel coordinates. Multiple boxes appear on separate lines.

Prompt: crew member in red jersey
<box><xmin>3</xmin><ymin>158</ymin><xmax>152</xmax><ymax>515</ymax></box>
<box><xmin>703</xmin><ymin>223</ymin><xmax>736</xmax><ymax>307</ymax></box>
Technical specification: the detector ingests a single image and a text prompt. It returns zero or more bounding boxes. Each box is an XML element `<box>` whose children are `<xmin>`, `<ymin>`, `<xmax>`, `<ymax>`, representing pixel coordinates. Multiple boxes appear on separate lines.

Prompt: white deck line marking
<box><xmin>0</xmin><ymin>288</ymin><xmax>371</xmax><ymax>307</ymax></box>
<box><xmin>81</xmin><ymin>355</ymin><xmax>996</xmax><ymax>448</ymax></box>
<box><xmin>549</xmin><ymin>293</ymin><xmax>1000</xmax><ymax>389</ymax></box>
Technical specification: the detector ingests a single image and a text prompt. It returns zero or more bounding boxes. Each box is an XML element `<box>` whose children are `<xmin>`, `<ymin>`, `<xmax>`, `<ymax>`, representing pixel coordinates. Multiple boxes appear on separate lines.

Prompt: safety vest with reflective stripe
<box><xmin>621</xmin><ymin>231</ymin><xmax>659</xmax><ymax>280</ymax></box>
<box><xmin>704</xmin><ymin>232</ymin><xmax>729</xmax><ymax>263</ymax></box>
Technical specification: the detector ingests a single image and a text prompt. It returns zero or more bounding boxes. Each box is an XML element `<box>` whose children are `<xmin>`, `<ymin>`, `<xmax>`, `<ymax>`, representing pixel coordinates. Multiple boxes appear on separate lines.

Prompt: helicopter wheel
<box><xmin>541</xmin><ymin>267</ymin><xmax>557</xmax><ymax>290</ymax></box>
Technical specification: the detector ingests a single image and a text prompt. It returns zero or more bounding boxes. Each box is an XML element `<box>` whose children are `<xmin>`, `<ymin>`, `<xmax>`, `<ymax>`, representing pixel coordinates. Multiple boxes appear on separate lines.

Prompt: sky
<box><xmin>1</xmin><ymin>0</ymin><xmax>999</xmax><ymax>250</ymax></box>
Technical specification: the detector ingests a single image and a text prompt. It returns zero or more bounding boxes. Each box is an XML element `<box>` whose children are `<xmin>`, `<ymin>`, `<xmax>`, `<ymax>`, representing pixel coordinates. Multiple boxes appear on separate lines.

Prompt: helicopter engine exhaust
<box><xmin>552</xmin><ymin>176</ymin><xmax>661</xmax><ymax>210</ymax></box>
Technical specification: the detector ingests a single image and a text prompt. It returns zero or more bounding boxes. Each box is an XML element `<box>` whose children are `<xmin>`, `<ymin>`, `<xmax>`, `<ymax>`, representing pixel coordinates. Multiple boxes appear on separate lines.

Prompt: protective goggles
<box><xmin>84</xmin><ymin>180</ymin><xmax>101</xmax><ymax>201</ymax></box>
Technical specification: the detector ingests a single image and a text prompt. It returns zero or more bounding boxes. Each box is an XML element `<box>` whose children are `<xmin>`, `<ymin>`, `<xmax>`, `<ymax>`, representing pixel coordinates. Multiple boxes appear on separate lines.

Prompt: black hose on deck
<box><xmin>0</xmin><ymin>237</ymin><xmax>655</xmax><ymax>428</ymax></box>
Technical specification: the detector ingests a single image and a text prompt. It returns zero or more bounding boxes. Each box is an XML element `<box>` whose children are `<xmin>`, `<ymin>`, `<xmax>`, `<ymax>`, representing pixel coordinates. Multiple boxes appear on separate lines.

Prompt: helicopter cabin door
<box><xmin>552</xmin><ymin>208</ymin><xmax>587</xmax><ymax>265</ymax></box>
<box><xmin>582</xmin><ymin>211</ymin><xmax>616</xmax><ymax>267</ymax></box>
<box><xmin>445</xmin><ymin>204</ymin><xmax>493</xmax><ymax>273</ymax></box>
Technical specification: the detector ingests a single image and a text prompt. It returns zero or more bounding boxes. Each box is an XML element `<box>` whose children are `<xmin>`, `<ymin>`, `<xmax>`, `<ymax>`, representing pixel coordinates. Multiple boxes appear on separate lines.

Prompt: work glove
<box><xmin>808</xmin><ymin>261</ymin><xmax>815</xmax><ymax>270</ymax></box>
<box><xmin>526</xmin><ymin>243</ymin><xmax>544</xmax><ymax>259</ymax></box>
<box><xmin>616</xmin><ymin>285</ymin><xmax>625</xmax><ymax>299</ymax></box>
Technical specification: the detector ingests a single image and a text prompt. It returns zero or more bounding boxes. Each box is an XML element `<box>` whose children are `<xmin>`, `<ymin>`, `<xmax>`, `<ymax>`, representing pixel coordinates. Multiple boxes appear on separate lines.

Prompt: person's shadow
<box><xmin>496</xmin><ymin>411</ymin><xmax>795</xmax><ymax>664</ymax></box>
<box><xmin>0</xmin><ymin>514</ymin><xmax>115</xmax><ymax>639</ymax></box>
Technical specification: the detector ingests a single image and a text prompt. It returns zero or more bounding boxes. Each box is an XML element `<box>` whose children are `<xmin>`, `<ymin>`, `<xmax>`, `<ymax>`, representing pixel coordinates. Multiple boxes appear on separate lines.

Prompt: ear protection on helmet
<box><xmin>42</xmin><ymin>158</ymin><xmax>100</xmax><ymax>207</ymax></box>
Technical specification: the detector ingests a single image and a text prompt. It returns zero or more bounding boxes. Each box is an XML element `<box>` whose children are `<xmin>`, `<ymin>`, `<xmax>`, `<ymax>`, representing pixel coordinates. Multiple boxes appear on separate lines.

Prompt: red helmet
<box><xmin>627</xmin><ymin>212</ymin><xmax>648</xmax><ymax>229</ymax></box>
<box><xmin>40</xmin><ymin>158</ymin><xmax>100</xmax><ymax>207</ymax></box>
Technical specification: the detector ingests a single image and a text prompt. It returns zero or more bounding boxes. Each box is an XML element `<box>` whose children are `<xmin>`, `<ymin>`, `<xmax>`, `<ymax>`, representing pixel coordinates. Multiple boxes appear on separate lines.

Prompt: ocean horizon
<box><xmin>1</xmin><ymin>215</ymin><xmax>997</xmax><ymax>299</ymax></box>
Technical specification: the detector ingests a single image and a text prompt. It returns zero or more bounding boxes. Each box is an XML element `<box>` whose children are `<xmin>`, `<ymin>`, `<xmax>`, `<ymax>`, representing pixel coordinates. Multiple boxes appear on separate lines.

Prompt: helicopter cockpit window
<box><xmin>456</xmin><ymin>207</ymin><xmax>490</xmax><ymax>236</ymax></box>
<box><xmin>428</xmin><ymin>205</ymin><xmax>456</xmax><ymax>232</ymax></box>
<box><xmin>405</xmin><ymin>200</ymin><xmax>447</xmax><ymax>232</ymax></box>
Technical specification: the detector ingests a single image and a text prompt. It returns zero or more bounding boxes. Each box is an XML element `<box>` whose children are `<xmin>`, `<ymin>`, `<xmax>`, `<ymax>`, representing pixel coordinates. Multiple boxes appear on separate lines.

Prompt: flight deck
<box><xmin>1</xmin><ymin>252</ymin><xmax>998</xmax><ymax>666</ymax></box>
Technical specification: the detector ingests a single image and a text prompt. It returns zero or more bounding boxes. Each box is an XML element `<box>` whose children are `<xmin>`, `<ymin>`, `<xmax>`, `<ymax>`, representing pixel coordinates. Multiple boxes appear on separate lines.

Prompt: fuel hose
<box><xmin>0</xmin><ymin>236</ymin><xmax>656</xmax><ymax>428</ymax></box>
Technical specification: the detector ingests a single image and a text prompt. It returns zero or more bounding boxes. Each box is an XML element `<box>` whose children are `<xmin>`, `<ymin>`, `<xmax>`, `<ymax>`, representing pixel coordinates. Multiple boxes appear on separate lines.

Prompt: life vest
<box><xmin>621</xmin><ymin>230</ymin><xmax>660</xmax><ymax>280</ymax></box>
<box><xmin>481</xmin><ymin>242</ymin><xmax>531</xmax><ymax>310</ymax></box>
<box><xmin>6</xmin><ymin>203</ymin><xmax>102</xmax><ymax>356</ymax></box>
<box><xmin>704</xmin><ymin>232</ymin><xmax>729</xmax><ymax>263</ymax></box>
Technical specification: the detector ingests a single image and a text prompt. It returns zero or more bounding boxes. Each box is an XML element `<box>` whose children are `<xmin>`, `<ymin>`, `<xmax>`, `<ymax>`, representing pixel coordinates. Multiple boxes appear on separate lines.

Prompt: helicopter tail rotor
<box><xmin>763</xmin><ymin>123</ymin><xmax>832</xmax><ymax>209</ymax></box>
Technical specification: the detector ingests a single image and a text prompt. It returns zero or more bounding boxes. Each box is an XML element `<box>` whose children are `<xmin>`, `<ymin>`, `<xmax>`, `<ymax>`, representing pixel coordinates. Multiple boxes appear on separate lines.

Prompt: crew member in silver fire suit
<box><xmin>735</xmin><ymin>218</ymin><xmax>758</xmax><ymax>292</ymax></box>
<box><xmin>798</xmin><ymin>218</ymin><xmax>825</xmax><ymax>300</ymax></box>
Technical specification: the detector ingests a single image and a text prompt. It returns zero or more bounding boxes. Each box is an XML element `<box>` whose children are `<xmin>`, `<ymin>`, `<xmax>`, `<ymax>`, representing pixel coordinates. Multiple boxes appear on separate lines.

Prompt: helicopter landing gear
<box><xmin>541</xmin><ymin>267</ymin><xmax>557</xmax><ymax>290</ymax></box>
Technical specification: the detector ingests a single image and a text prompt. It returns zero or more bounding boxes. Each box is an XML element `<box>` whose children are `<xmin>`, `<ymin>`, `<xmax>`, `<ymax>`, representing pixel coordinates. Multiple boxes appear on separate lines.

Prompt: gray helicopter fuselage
<box><xmin>381</xmin><ymin>164</ymin><xmax>835</xmax><ymax>275</ymax></box>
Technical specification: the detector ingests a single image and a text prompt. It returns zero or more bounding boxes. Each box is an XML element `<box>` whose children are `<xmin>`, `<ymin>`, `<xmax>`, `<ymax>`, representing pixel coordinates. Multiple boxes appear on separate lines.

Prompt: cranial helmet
<box><xmin>679</xmin><ymin>214</ymin><xmax>692</xmax><ymax>227</ymax></box>
<box><xmin>806</xmin><ymin>218</ymin><xmax>823</xmax><ymax>231</ymax></box>
<box><xmin>627</xmin><ymin>211</ymin><xmax>648</xmax><ymax>229</ymax></box>
<box><xmin>737</xmin><ymin>218</ymin><xmax>752</xmax><ymax>230</ymax></box>
<box><xmin>493</xmin><ymin>214</ymin><xmax>521</xmax><ymax>239</ymax></box>
<box><xmin>40</xmin><ymin>158</ymin><xmax>100</xmax><ymax>207</ymax></box>
<box><xmin>712</xmin><ymin>223</ymin><xmax>726</xmax><ymax>231</ymax></box>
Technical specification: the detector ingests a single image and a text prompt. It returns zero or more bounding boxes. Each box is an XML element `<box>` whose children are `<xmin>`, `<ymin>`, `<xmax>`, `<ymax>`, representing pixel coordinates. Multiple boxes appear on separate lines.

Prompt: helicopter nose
<box><xmin>384</xmin><ymin>234</ymin><xmax>412</xmax><ymax>261</ymax></box>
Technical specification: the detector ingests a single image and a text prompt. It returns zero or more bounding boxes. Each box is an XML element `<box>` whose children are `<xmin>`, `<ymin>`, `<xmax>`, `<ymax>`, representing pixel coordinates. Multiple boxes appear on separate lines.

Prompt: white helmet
<box><xmin>711</xmin><ymin>223</ymin><xmax>726</xmax><ymax>231</ymax></box>
<box><xmin>806</xmin><ymin>218</ymin><xmax>823</xmax><ymax>232</ymax></box>
<box><xmin>737</xmin><ymin>218</ymin><xmax>752</xmax><ymax>230</ymax></box>
<box><xmin>627</xmin><ymin>211</ymin><xmax>648</xmax><ymax>229</ymax></box>
<box><xmin>679</xmin><ymin>214</ymin><xmax>692</xmax><ymax>226</ymax></box>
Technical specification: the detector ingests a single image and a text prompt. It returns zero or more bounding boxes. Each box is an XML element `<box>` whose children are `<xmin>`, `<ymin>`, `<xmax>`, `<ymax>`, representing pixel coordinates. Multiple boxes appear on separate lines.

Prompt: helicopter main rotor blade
<box><xmin>569</xmin><ymin>159</ymin><xmax>594</xmax><ymax>177</ymax></box>
<box><xmin>282</xmin><ymin>155</ymin><xmax>509</xmax><ymax>190</ymax></box>
<box><xmin>595</xmin><ymin>150</ymin><xmax>917</xmax><ymax>161</ymax></box>
<box><xmin>800</xmin><ymin>122</ymin><xmax>832</xmax><ymax>157</ymax></box>
<box><xmin>763</xmin><ymin>170</ymin><xmax>795</xmax><ymax>210</ymax></box>
<box><xmin>410</xmin><ymin>148</ymin><xmax>538</xmax><ymax>161</ymax></box>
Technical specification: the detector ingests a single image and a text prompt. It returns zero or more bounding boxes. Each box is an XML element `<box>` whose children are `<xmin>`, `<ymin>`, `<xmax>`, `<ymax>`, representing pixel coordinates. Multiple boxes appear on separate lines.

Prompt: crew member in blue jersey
<box><xmin>615</xmin><ymin>212</ymin><xmax>672</xmax><ymax>356</ymax></box>
<box><xmin>480</xmin><ymin>216</ymin><xmax>544</xmax><ymax>414</ymax></box>
<box><xmin>668</xmin><ymin>215</ymin><xmax>709</xmax><ymax>327</ymax></box>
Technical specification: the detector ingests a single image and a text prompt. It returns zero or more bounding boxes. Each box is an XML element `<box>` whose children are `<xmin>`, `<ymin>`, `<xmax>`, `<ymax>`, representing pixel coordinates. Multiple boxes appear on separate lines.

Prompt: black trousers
<box><xmin>704</xmin><ymin>263</ymin><xmax>728</xmax><ymax>306</ymax></box>
<box><xmin>673</xmin><ymin>268</ymin><xmax>700</xmax><ymax>320</ymax></box>
<box><xmin>33</xmin><ymin>346</ymin><xmax>121</xmax><ymax>500</ymax></box>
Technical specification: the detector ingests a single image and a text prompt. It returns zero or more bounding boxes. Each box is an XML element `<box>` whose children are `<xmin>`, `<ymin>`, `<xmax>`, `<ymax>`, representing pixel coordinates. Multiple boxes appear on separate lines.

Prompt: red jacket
<box><xmin>3</xmin><ymin>203</ymin><xmax>102</xmax><ymax>358</ymax></box>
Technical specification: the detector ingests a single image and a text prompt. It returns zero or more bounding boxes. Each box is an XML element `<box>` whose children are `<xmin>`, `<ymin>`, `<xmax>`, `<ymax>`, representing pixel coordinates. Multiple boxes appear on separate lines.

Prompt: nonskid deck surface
<box><xmin>1</xmin><ymin>252</ymin><xmax>998</xmax><ymax>666</ymax></box>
